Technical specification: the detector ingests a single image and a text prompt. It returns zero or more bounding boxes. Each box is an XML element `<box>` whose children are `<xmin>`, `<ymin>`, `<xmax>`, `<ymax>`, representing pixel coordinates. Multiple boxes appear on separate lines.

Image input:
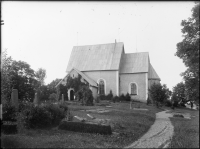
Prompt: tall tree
<box><xmin>149</xmin><ymin>83</ymin><xmax>171</xmax><ymax>107</ymax></box>
<box><xmin>175</xmin><ymin>2</ymin><xmax>199</xmax><ymax>103</ymax></box>
<box><xmin>172</xmin><ymin>82</ymin><xmax>186</xmax><ymax>104</ymax></box>
<box><xmin>1</xmin><ymin>50</ymin><xmax>13</xmax><ymax>103</ymax></box>
<box><xmin>9</xmin><ymin>60</ymin><xmax>39</xmax><ymax>102</ymax></box>
<box><xmin>35</xmin><ymin>68</ymin><xmax>46</xmax><ymax>86</ymax></box>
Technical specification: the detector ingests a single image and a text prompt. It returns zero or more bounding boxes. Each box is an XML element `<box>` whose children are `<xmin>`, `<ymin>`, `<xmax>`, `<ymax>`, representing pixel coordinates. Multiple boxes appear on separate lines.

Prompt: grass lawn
<box><xmin>1</xmin><ymin>101</ymin><xmax>163</xmax><ymax>148</ymax></box>
<box><xmin>168</xmin><ymin>107</ymin><xmax>199</xmax><ymax>148</ymax></box>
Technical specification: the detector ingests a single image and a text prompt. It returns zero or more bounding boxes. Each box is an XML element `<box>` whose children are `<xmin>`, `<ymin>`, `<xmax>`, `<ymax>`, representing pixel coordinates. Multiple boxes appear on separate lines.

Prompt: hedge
<box><xmin>2</xmin><ymin>124</ymin><xmax>18</xmax><ymax>134</ymax></box>
<box><xmin>58</xmin><ymin>121</ymin><xmax>112</xmax><ymax>135</ymax></box>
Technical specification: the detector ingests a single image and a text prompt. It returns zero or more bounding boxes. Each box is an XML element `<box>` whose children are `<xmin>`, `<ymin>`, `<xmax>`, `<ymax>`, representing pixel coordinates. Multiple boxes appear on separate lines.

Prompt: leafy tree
<box><xmin>1</xmin><ymin>50</ymin><xmax>13</xmax><ymax>104</ymax></box>
<box><xmin>49</xmin><ymin>93</ymin><xmax>57</xmax><ymax>102</ymax></box>
<box><xmin>119</xmin><ymin>94</ymin><xmax>126</xmax><ymax>102</ymax></box>
<box><xmin>175</xmin><ymin>2</ymin><xmax>199</xmax><ymax>103</ymax></box>
<box><xmin>1</xmin><ymin>50</ymin><xmax>40</xmax><ymax>103</ymax></box>
<box><xmin>75</xmin><ymin>85</ymin><xmax>94</xmax><ymax>106</ymax></box>
<box><xmin>9</xmin><ymin>60</ymin><xmax>39</xmax><ymax>102</ymax></box>
<box><xmin>171</xmin><ymin>82</ymin><xmax>186</xmax><ymax>105</ymax></box>
<box><xmin>149</xmin><ymin>83</ymin><xmax>171</xmax><ymax>107</ymax></box>
<box><xmin>47</xmin><ymin>78</ymin><xmax>62</xmax><ymax>93</ymax></box>
<box><xmin>125</xmin><ymin>92</ymin><xmax>131</xmax><ymax>101</ymax></box>
<box><xmin>35</xmin><ymin>68</ymin><xmax>46</xmax><ymax>86</ymax></box>
<box><xmin>107</xmin><ymin>90</ymin><xmax>113</xmax><ymax>100</ymax></box>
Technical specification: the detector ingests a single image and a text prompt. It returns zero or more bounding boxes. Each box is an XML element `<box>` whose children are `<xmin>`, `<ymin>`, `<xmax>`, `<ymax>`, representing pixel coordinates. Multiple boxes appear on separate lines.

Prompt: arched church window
<box><xmin>99</xmin><ymin>80</ymin><xmax>105</xmax><ymax>95</ymax></box>
<box><xmin>130</xmin><ymin>83</ymin><xmax>137</xmax><ymax>95</ymax></box>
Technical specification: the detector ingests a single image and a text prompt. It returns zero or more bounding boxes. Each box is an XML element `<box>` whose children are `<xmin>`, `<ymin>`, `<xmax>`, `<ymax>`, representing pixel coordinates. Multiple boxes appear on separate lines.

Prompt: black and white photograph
<box><xmin>1</xmin><ymin>1</ymin><xmax>199</xmax><ymax>148</ymax></box>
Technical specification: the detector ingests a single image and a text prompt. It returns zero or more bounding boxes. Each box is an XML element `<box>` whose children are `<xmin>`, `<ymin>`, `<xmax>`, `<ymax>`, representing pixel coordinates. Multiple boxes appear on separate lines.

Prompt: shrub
<box><xmin>18</xmin><ymin>102</ymin><xmax>69</xmax><ymax>129</ymax></box>
<box><xmin>113</xmin><ymin>96</ymin><xmax>119</xmax><ymax>103</ymax></box>
<box><xmin>20</xmin><ymin>105</ymin><xmax>52</xmax><ymax>129</ymax></box>
<box><xmin>49</xmin><ymin>93</ymin><xmax>57</xmax><ymax>102</ymax></box>
<box><xmin>44</xmin><ymin>103</ymin><xmax>65</xmax><ymax>126</ymax></box>
<box><xmin>76</xmin><ymin>85</ymin><xmax>94</xmax><ymax>106</ymax></box>
<box><xmin>58</xmin><ymin>102</ymin><xmax>69</xmax><ymax>112</ymax></box>
<box><xmin>119</xmin><ymin>94</ymin><xmax>126</xmax><ymax>102</ymax></box>
<box><xmin>106</xmin><ymin>90</ymin><xmax>113</xmax><ymax>100</ymax></box>
<box><xmin>149</xmin><ymin>83</ymin><xmax>171</xmax><ymax>107</ymax></box>
<box><xmin>2</xmin><ymin>124</ymin><xmax>18</xmax><ymax>134</ymax></box>
<box><xmin>165</xmin><ymin>100</ymin><xmax>172</xmax><ymax>107</ymax></box>
<box><xmin>146</xmin><ymin>97</ymin><xmax>152</xmax><ymax>105</ymax></box>
<box><xmin>125</xmin><ymin>93</ymin><xmax>131</xmax><ymax>101</ymax></box>
<box><xmin>2</xmin><ymin>103</ymin><xmax>17</xmax><ymax>122</ymax></box>
<box><xmin>58</xmin><ymin>121</ymin><xmax>112</xmax><ymax>135</ymax></box>
<box><xmin>99</xmin><ymin>94</ymin><xmax>106</xmax><ymax>100</ymax></box>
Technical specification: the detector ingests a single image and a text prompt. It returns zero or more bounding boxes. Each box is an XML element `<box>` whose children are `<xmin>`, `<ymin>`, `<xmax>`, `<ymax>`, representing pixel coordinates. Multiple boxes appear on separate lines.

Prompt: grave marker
<box><xmin>33</xmin><ymin>93</ymin><xmax>39</xmax><ymax>106</ymax></box>
<box><xmin>11</xmin><ymin>89</ymin><xmax>19</xmax><ymax>111</ymax></box>
<box><xmin>62</xmin><ymin>94</ymin><xmax>64</xmax><ymax>103</ymax></box>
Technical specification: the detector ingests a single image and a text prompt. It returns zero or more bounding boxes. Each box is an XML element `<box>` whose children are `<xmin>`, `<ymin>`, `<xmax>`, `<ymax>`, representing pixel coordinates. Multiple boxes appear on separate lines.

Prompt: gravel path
<box><xmin>125</xmin><ymin>110</ymin><xmax>174</xmax><ymax>148</ymax></box>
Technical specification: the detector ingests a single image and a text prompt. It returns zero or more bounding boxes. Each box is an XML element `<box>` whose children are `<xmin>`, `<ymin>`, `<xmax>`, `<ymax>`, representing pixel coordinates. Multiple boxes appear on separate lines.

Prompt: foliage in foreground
<box><xmin>175</xmin><ymin>2</ymin><xmax>199</xmax><ymax>103</ymax></box>
<box><xmin>16</xmin><ymin>102</ymin><xmax>69</xmax><ymax>129</ymax></box>
<box><xmin>171</xmin><ymin>82</ymin><xmax>187</xmax><ymax>107</ymax></box>
<box><xmin>149</xmin><ymin>83</ymin><xmax>171</xmax><ymax>107</ymax></box>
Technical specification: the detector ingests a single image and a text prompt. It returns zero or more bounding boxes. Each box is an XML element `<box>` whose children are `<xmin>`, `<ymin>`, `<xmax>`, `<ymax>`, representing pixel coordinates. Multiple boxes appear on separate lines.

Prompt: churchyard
<box><xmin>1</xmin><ymin>93</ymin><xmax>163</xmax><ymax>148</ymax></box>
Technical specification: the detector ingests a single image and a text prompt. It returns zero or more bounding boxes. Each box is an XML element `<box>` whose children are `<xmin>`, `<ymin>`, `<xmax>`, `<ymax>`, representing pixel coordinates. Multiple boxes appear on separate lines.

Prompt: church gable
<box><xmin>55</xmin><ymin>67</ymin><xmax>97</xmax><ymax>88</ymax></box>
<box><xmin>66</xmin><ymin>42</ymin><xmax>124</xmax><ymax>72</ymax></box>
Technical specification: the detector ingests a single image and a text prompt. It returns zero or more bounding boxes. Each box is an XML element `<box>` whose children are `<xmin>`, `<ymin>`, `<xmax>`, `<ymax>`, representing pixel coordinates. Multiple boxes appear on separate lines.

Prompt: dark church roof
<box><xmin>148</xmin><ymin>63</ymin><xmax>161</xmax><ymax>80</ymax></box>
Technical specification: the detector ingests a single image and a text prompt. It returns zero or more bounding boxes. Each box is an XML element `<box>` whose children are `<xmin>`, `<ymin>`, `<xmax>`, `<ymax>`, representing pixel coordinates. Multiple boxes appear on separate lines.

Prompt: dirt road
<box><xmin>125</xmin><ymin>110</ymin><xmax>174</xmax><ymax>148</ymax></box>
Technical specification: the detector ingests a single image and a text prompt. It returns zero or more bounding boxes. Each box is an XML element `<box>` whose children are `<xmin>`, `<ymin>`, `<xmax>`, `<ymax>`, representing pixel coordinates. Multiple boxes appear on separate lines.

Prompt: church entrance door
<box><xmin>70</xmin><ymin>90</ymin><xmax>74</xmax><ymax>101</ymax></box>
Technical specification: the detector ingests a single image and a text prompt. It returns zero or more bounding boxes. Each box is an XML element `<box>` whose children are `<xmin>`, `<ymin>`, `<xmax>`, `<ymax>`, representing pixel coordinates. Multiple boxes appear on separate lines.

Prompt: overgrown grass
<box><xmin>169</xmin><ymin>108</ymin><xmax>199</xmax><ymax>148</ymax></box>
<box><xmin>1</xmin><ymin>101</ymin><xmax>163</xmax><ymax>148</ymax></box>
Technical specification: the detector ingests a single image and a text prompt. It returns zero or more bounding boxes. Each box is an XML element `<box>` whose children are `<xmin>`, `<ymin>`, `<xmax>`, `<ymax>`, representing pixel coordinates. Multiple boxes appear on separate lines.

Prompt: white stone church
<box><xmin>56</xmin><ymin>41</ymin><xmax>160</xmax><ymax>103</ymax></box>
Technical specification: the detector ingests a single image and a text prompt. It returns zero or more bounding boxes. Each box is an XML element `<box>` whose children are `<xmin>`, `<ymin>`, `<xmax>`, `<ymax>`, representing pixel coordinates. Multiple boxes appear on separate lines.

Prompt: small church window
<box><xmin>130</xmin><ymin>83</ymin><xmax>137</xmax><ymax>95</ymax></box>
<box><xmin>99</xmin><ymin>80</ymin><xmax>105</xmax><ymax>95</ymax></box>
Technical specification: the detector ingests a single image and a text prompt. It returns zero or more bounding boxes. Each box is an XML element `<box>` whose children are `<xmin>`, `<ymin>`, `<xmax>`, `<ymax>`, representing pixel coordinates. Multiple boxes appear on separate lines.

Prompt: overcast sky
<box><xmin>2</xmin><ymin>1</ymin><xmax>195</xmax><ymax>90</ymax></box>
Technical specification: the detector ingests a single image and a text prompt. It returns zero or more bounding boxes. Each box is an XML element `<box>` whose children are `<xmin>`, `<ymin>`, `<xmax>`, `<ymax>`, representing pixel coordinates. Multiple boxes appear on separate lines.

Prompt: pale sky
<box><xmin>1</xmin><ymin>1</ymin><xmax>195</xmax><ymax>90</ymax></box>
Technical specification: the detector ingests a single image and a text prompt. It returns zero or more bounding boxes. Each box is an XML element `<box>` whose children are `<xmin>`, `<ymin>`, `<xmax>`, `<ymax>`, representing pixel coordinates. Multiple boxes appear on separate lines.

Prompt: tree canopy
<box><xmin>149</xmin><ymin>83</ymin><xmax>171</xmax><ymax>107</ymax></box>
<box><xmin>171</xmin><ymin>82</ymin><xmax>186</xmax><ymax>104</ymax></box>
<box><xmin>1</xmin><ymin>50</ymin><xmax>40</xmax><ymax>102</ymax></box>
<box><xmin>35</xmin><ymin>68</ymin><xmax>46</xmax><ymax>86</ymax></box>
<box><xmin>175</xmin><ymin>2</ymin><xmax>199</xmax><ymax>102</ymax></box>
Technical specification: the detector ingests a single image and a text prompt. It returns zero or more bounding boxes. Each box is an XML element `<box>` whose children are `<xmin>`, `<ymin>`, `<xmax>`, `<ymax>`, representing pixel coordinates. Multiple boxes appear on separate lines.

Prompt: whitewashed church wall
<box><xmin>119</xmin><ymin>73</ymin><xmax>147</xmax><ymax>103</ymax></box>
<box><xmin>83</xmin><ymin>70</ymin><xmax>118</xmax><ymax>96</ymax></box>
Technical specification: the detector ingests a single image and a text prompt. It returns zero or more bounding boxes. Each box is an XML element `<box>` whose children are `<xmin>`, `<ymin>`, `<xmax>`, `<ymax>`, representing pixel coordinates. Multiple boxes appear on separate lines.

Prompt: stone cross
<box><xmin>33</xmin><ymin>93</ymin><xmax>39</xmax><ymax>106</ymax></box>
<box><xmin>62</xmin><ymin>94</ymin><xmax>64</xmax><ymax>103</ymax></box>
<box><xmin>11</xmin><ymin>89</ymin><xmax>19</xmax><ymax>111</ymax></box>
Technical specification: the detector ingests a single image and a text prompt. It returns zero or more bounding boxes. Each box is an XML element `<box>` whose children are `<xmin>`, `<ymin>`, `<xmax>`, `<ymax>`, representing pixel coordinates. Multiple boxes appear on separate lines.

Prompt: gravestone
<box><xmin>62</xmin><ymin>94</ymin><xmax>64</xmax><ymax>103</ymax></box>
<box><xmin>0</xmin><ymin>104</ymin><xmax>2</xmax><ymax>120</ymax></box>
<box><xmin>11</xmin><ymin>89</ymin><xmax>19</xmax><ymax>111</ymax></box>
<box><xmin>33</xmin><ymin>93</ymin><xmax>39</xmax><ymax>106</ymax></box>
<box><xmin>130</xmin><ymin>100</ymin><xmax>133</xmax><ymax>109</ymax></box>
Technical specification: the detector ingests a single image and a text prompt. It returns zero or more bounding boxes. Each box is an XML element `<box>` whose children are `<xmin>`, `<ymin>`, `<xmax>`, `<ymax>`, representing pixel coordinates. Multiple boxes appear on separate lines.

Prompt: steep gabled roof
<box><xmin>66</xmin><ymin>42</ymin><xmax>124</xmax><ymax>72</ymax></box>
<box><xmin>119</xmin><ymin>52</ymin><xmax>149</xmax><ymax>73</ymax></box>
<box><xmin>73</xmin><ymin>67</ymin><xmax>97</xmax><ymax>87</ymax></box>
<box><xmin>148</xmin><ymin>63</ymin><xmax>161</xmax><ymax>80</ymax></box>
<box><xmin>55</xmin><ymin>67</ymin><xmax>97</xmax><ymax>88</ymax></box>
